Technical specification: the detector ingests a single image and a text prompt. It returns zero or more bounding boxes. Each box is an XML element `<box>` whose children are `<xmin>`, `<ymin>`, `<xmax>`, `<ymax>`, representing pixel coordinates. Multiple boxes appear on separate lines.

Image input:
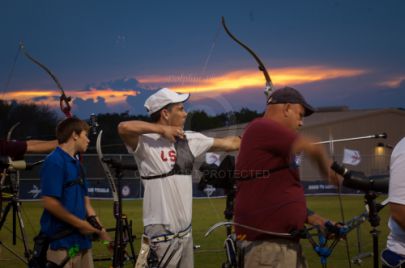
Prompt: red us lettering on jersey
<box><xmin>160</xmin><ymin>150</ymin><xmax>176</xmax><ymax>162</ymax></box>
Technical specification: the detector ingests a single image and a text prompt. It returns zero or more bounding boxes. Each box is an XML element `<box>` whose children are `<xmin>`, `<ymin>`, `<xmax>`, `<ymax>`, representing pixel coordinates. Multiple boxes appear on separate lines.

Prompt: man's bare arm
<box><xmin>42</xmin><ymin>196</ymin><xmax>101</xmax><ymax>236</ymax></box>
<box><xmin>118</xmin><ymin>121</ymin><xmax>185</xmax><ymax>150</ymax></box>
<box><xmin>84</xmin><ymin>196</ymin><xmax>111</xmax><ymax>241</ymax></box>
<box><xmin>26</xmin><ymin>140</ymin><xmax>58</xmax><ymax>153</ymax></box>
<box><xmin>292</xmin><ymin>136</ymin><xmax>341</xmax><ymax>186</ymax></box>
<box><xmin>210</xmin><ymin>136</ymin><xmax>241</xmax><ymax>152</ymax></box>
<box><xmin>390</xmin><ymin>203</ymin><xmax>405</xmax><ymax>230</ymax></box>
<box><xmin>307</xmin><ymin>212</ymin><xmax>328</xmax><ymax>226</ymax></box>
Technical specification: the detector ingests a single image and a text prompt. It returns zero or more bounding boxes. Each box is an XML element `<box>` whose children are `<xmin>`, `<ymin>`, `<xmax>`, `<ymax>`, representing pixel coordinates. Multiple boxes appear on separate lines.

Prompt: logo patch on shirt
<box><xmin>160</xmin><ymin>150</ymin><xmax>176</xmax><ymax>162</ymax></box>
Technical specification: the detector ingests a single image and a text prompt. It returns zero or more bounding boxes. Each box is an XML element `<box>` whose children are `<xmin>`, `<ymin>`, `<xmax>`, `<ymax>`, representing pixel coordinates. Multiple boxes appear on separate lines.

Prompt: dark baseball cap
<box><xmin>267</xmin><ymin>86</ymin><xmax>315</xmax><ymax>117</ymax></box>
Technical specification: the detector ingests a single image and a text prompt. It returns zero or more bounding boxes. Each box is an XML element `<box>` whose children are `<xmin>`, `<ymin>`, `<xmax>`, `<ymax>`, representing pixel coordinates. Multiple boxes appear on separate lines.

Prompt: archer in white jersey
<box><xmin>119</xmin><ymin>88</ymin><xmax>240</xmax><ymax>268</ymax></box>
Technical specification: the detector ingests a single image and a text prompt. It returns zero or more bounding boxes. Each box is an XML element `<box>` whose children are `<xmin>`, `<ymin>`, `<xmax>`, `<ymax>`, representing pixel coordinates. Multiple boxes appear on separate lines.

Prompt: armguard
<box><xmin>87</xmin><ymin>215</ymin><xmax>102</xmax><ymax>230</ymax></box>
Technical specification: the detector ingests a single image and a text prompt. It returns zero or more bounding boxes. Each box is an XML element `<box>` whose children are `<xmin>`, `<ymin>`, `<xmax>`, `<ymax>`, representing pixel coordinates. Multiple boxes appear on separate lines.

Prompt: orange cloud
<box><xmin>3</xmin><ymin>89</ymin><xmax>55</xmax><ymax>98</ymax></box>
<box><xmin>0</xmin><ymin>88</ymin><xmax>140</xmax><ymax>107</ymax></box>
<box><xmin>74</xmin><ymin>88</ymin><xmax>140</xmax><ymax>105</ymax></box>
<box><xmin>378</xmin><ymin>75</ymin><xmax>405</xmax><ymax>88</ymax></box>
<box><xmin>1</xmin><ymin>65</ymin><xmax>367</xmax><ymax>107</ymax></box>
<box><xmin>138</xmin><ymin>65</ymin><xmax>367</xmax><ymax>94</ymax></box>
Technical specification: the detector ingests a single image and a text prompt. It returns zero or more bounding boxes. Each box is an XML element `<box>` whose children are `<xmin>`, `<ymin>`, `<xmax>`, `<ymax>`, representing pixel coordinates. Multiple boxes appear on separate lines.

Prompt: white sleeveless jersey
<box><xmin>130</xmin><ymin>131</ymin><xmax>214</xmax><ymax>233</ymax></box>
<box><xmin>387</xmin><ymin>137</ymin><xmax>405</xmax><ymax>255</ymax></box>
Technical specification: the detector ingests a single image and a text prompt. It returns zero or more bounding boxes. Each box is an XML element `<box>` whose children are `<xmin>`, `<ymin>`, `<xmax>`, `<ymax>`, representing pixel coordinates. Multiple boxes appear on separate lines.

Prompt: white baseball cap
<box><xmin>144</xmin><ymin>88</ymin><xmax>190</xmax><ymax>115</ymax></box>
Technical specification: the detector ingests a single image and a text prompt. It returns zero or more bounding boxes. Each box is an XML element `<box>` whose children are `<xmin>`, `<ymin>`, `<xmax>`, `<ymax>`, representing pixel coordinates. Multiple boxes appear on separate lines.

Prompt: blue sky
<box><xmin>1</xmin><ymin>0</ymin><xmax>405</xmax><ymax>118</ymax></box>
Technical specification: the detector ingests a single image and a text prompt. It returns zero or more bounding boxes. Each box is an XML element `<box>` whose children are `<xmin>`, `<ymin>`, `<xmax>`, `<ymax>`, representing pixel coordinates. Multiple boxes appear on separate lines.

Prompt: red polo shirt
<box><xmin>0</xmin><ymin>140</ymin><xmax>27</xmax><ymax>159</ymax></box>
<box><xmin>234</xmin><ymin>118</ymin><xmax>307</xmax><ymax>240</ymax></box>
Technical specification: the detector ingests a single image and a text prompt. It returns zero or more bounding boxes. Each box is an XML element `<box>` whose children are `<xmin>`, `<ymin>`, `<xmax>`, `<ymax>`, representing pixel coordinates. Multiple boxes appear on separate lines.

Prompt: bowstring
<box><xmin>201</xmin><ymin>21</ymin><xmax>222</xmax><ymax>77</ymax></box>
<box><xmin>197</xmin><ymin>19</ymin><xmax>227</xmax><ymax>231</ymax></box>
<box><xmin>2</xmin><ymin>43</ymin><xmax>21</xmax><ymax>98</ymax></box>
<box><xmin>2</xmin><ymin>45</ymin><xmax>40</xmax><ymax>236</ymax></box>
<box><xmin>337</xmin><ymin>183</ymin><xmax>352</xmax><ymax>268</ymax></box>
<box><xmin>330</xmin><ymin>130</ymin><xmax>352</xmax><ymax>268</ymax></box>
<box><xmin>2</xmin><ymin>44</ymin><xmax>22</xmax><ymax>135</ymax></box>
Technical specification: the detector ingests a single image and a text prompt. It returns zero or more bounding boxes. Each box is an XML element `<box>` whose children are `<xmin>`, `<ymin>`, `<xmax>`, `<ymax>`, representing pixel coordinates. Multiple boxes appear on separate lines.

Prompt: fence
<box><xmin>7</xmin><ymin>153</ymin><xmax>389</xmax><ymax>200</ymax></box>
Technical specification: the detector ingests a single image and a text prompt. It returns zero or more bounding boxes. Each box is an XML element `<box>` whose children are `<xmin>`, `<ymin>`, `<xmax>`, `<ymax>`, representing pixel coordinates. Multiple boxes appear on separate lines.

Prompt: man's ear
<box><xmin>282</xmin><ymin>103</ymin><xmax>291</xmax><ymax>117</ymax></box>
<box><xmin>161</xmin><ymin>109</ymin><xmax>170</xmax><ymax>120</ymax></box>
<box><xmin>71</xmin><ymin>132</ymin><xmax>79</xmax><ymax>141</ymax></box>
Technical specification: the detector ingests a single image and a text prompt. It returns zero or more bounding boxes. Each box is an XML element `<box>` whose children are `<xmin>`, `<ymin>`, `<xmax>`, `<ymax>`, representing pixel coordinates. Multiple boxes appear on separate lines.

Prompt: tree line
<box><xmin>0</xmin><ymin>100</ymin><xmax>261</xmax><ymax>153</ymax></box>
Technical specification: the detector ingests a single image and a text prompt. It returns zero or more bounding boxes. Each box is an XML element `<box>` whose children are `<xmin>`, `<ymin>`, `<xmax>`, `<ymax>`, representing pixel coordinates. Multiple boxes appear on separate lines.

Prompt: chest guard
<box><xmin>141</xmin><ymin>138</ymin><xmax>195</xmax><ymax>180</ymax></box>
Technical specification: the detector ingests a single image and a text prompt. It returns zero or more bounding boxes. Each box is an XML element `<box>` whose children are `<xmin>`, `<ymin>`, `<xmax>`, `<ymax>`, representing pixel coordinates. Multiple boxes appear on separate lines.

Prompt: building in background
<box><xmin>16</xmin><ymin>108</ymin><xmax>405</xmax><ymax>199</ymax></box>
<box><xmin>201</xmin><ymin>108</ymin><xmax>405</xmax><ymax>181</ymax></box>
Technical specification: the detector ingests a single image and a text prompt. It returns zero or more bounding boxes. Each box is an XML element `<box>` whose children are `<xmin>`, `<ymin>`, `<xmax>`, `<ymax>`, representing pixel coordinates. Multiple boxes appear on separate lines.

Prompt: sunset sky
<box><xmin>1</xmin><ymin>0</ymin><xmax>405</xmax><ymax>119</ymax></box>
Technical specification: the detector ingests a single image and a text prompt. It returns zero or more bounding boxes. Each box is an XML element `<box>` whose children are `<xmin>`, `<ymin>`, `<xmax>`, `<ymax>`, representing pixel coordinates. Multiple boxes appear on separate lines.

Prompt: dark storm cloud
<box><xmin>73</xmin><ymin>96</ymin><xmax>109</xmax><ymax>118</ymax></box>
<box><xmin>84</xmin><ymin>78</ymin><xmax>142</xmax><ymax>91</ymax></box>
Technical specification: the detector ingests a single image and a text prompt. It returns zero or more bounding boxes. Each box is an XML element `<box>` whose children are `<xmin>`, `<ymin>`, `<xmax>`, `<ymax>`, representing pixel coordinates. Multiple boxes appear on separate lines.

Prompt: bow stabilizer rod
<box><xmin>315</xmin><ymin>133</ymin><xmax>387</xmax><ymax>145</ymax></box>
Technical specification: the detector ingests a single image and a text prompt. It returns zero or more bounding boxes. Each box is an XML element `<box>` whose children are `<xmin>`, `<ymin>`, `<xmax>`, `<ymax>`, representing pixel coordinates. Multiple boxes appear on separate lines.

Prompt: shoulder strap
<box><xmin>63</xmin><ymin>161</ymin><xmax>86</xmax><ymax>189</ymax></box>
<box><xmin>235</xmin><ymin>164</ymin><xmax>291</xmax><ymax>180</ymax></box>
<box><xmin>63</xmin><ymin>178</ymin><xmax>84</xmax><ymax>189</ymax></box>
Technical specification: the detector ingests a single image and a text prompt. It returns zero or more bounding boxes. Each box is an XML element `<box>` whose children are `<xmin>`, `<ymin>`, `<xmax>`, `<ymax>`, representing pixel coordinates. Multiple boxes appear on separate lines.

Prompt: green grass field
<box><xmin>0</xmin><ymin>195</ymin><xmax>390</xmax><ymax>267</ymax></box>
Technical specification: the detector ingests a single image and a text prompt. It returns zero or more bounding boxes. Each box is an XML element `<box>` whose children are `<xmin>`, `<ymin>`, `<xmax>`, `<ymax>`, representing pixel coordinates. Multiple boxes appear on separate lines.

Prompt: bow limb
<box><xmin>19</xmin><ymin>41</ymin><xmax>72</xmax><ymax>118</ymax></box>
<box><xmin>205</xmin><ymin>221</ymin><xmax>292</xmax><ymax>238</ymax></box>
<box><xmin>221</xmin><ymin>17</ymin><xmax>274</xmax><ymax>98</ymax></box>
<box><xmin>96</xmin><ymin>131</ymin><xmax>119</xmax><ymax>205</ymax></box>
<box><xmin>7</xmin><ymin>122</ymin><xmax>21</xmax><ymax>141</ymax></box>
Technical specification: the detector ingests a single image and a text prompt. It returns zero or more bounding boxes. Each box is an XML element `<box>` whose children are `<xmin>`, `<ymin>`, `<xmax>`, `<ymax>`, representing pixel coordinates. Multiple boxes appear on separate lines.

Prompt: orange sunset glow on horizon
<box><xmin>169</xmin><ymin>66</ymin><xmax>368</xmax><ymax>94</ymax></box>
<box><xmin>0</xmin><ymin>65</ymin><xmax>368</xmax><ymax>107</ymax></box>
<box><xmin>0</xmin><ymin>88</ymin><xmax>140</xmax><ymax>108</ymax></box>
